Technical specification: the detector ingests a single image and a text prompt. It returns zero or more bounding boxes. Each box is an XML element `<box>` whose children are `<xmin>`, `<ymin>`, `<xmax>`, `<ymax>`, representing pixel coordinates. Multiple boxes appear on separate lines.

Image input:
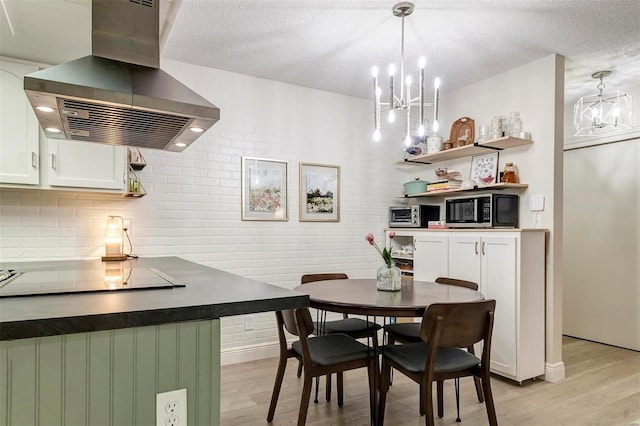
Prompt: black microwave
<box><xmin>445</xmin><ymin>194</ymin><xmax>519</xmax><ymax>228</ymax></box>
<box><xmin>389</xmin><ymin>205</ymin><xmax>440</xmax><ymax>228</ymax></box>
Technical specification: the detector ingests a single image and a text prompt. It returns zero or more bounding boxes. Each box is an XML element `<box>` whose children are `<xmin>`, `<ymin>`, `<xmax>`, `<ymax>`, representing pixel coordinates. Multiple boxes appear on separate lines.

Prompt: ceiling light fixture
<box><xmin>372</xmin><ymin>2</ymin><xmax>440</xmax><ymax>146</ymax></box>
<box><xmin>45</xmin><ymin>127</ymin><xmax>61</xmax><ymax>133</ymax></box>
<box><xmin>574</xmin><ymin>70</ymin><xmax>632</xmax><ymax>136</ymax></box>
<box><xmin>35</xmin><ymin>106</ymin><xmax>55</xmax><ymax>113</ymax></box>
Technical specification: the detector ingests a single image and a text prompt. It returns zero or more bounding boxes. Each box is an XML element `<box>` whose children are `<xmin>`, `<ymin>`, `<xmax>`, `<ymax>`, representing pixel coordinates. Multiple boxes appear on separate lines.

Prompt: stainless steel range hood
<box><xmin>23</xmin><ymin>0</ymin><xmax>220</xmax><ymax>152</ymax></box>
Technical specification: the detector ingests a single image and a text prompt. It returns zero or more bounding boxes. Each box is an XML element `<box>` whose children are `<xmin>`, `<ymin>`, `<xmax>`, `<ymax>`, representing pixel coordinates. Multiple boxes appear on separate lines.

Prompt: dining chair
<box><xmin>378</xmin><ymin>299</ymin><xmax>498</xmax><ymax>426</ymax></box>
<box><xmin>382</xmin><ymin>277</ymin><xmax>484</xmax><ymax>418</ymax></box>
<box><xmin>300</xmin><ymin>273</ymin><xmax>382</xmax><ymax>402</ymax></box>
<box><xmin>267</xmin><ymin>307</ymin><xmax>377</xmax><ymax>426</ymax></box>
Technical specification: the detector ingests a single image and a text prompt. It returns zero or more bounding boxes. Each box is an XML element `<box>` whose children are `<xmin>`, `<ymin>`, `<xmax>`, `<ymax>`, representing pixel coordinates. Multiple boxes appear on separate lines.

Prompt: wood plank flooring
<box><xmin>220</xmin><ymin>336</ymin><xmax>640</xmax><ymax>425</ymax></box>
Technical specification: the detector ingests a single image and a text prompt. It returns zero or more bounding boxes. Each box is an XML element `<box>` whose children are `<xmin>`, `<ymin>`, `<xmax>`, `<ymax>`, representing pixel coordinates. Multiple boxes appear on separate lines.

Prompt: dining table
<box><xmin>293</xmin><ymin>277</ymin><xmax>484</xmax><ymax>319</ymax></box>
<box><xmin>293</xmin><ymin>277</ymin><xmax>484</xmax><ymax>425</ymax></box>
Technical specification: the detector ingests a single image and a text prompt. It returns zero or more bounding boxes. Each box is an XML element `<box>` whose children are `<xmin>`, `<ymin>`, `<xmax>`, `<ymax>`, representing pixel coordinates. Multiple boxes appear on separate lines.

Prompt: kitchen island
<box><xmin>0</xmin><ymin>257</ymin><xmax>308</xmax><ymax>425</ymax></box>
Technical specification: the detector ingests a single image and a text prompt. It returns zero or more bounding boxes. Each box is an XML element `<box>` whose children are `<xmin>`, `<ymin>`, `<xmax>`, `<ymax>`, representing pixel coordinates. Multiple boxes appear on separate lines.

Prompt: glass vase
<box><xmin>376</xmin><ymin>264</ymin><xmax>402</xmax><ymax>292</ymax></box>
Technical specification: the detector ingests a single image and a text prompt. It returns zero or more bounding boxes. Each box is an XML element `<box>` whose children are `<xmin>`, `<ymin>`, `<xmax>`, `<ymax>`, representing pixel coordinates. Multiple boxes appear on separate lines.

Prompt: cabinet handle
<box><xmin>474</xmin><ymin>241</ymin><xmax>478</xmax><ymax>255</ymax></box>
<box><xmin>482</xmin><ymin>241</ymin><xmax>486</xmax><ymax>256</ymax></box>
<box><xmin>51</xmin><ymin>154</ymin><xmax>57</xmax><ymax>170</ymax></box>
<box><xmin>123</xmin><ymin>173</ymin><xmax>127</xmax><ymax>184</ymax></box>
<box><xmin>31</xmin><ymin>152</ymin><xmax>37</xmax><ymax>168</ymax></box>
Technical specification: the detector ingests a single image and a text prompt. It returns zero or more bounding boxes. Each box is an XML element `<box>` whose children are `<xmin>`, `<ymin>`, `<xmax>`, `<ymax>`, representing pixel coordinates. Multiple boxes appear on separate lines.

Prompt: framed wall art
<box><xmin>299</xmin><ymin>163</ymin><xmax>340</xmax><ymax>222</ymax></box>
<box><xmin>241</xmin><ymin>157</ymin><xmax>288</xmax><ymax>221</ymax></box>
<box><xmin>470</xmin><ymin>152</ymin><xmax>499</xmax><ymax>185</ymax></box>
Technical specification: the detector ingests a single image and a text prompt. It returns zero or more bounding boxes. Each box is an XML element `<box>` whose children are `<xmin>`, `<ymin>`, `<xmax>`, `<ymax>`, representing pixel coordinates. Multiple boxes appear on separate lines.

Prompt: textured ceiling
<box><xmin>1</xmin><ymin>0</ymin><xmax>638</xmax><ymax>105</ymax></box>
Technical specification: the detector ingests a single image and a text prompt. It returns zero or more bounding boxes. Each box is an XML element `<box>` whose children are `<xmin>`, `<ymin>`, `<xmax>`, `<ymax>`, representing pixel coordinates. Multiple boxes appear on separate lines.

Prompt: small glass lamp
<box><xmin>102</xmin><ymin>216</ymin><xmax>127</xmax><ymax>261</ymax></box>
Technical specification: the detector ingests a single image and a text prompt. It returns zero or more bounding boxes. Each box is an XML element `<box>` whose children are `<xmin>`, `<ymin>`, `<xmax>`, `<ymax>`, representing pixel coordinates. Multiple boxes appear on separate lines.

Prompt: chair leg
<box><xmin>437</xmin><ymin>380</ymin><xmax>444</xmax><ymax>418</ymax></box>
<box><xmin>266</xmin><ymin>355</ymin><xmax>287</xmax><ymax>422</ymax></box>
<box><xmin>481</xmin><ymin>374</ymin><xmax>498</xmax><ymax>426</ymax></box>
<box><xmin>367</xmin><ymin>360</ymin><xmax>377</xmax><ymax>426</ymax></box>
<box><xmin>326</xmin><ymin>374</ymin><xmax>332</xmax><ymax>402</ymax></box>
<box><xmin>454</xmin><ymin>378</ymin><xmax>461</xmax><ymax>422</ymax></box>
<box><xmin>424</xmin><ymin>378</ymin><xmax>435</xmax><ymax>426</ymax></box>
<box><xmin>419</xmin><ymin>383</ymin><xmax>425</xmax><ymax>415</ymax></box>
<box><xmin>296</xmin><ymin>360</ymin><xmax>302</xmax><ymax>378</ymax></box>
<box><xmin>337</xmin><ymin>372</ymin><xmax>344</xmax><ymax>407</ymax></box>
<box><xmin>378</xmin><ymin>361</ymin><xmax>392</xmax><ymax>425</ymax></box>
<box><xmin>473</xmin><ymin>376</ymin><xmax>484</xmax><ymax>402</ymax></box>
<box><xmin>314</xmin><ymin>376</ymin><xmax>319</xmax><ymax>403</ymax></box>
<box><xmin>298</xmin><ymin>374</ymin><xmax>313</xmax><ymax>426</ymax></box>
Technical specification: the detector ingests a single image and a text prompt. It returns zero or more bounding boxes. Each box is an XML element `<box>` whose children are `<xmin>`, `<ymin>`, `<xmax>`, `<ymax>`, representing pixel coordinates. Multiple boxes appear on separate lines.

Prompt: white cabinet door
<box><xmin>481</xmin><ymin>235</ymin><xmax>518</xmax><ymax>377</ymax></box>
<box><xmin>413</xmin><ymin>234</ymin><xmax>449</xmax><ymax>282</ymax></box>
<box><xmin>0</xmin><ymin>60</ymin><xmax>39</xmax><ymax>185</ymax></box>
<box><xmin>47</xmin><ymin>139</ymin><xmax>126</xmax><ymax>190</ymax></box>
<box><xmin>448</xmin><ymin>235</ymin><xmax>482</xmax><ymax>285</ymax></box>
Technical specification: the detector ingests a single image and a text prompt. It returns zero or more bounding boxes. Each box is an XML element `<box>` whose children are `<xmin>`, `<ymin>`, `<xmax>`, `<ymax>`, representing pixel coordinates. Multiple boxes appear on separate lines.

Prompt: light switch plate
<box><xmin>530</xmin><ymin>195</ymin><xmax>545</xmax><ymax>212</ymax></box>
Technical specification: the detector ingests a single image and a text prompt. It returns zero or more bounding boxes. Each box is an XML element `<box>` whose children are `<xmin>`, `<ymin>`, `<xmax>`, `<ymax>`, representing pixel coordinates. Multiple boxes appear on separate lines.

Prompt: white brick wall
<box><xmin>0</xmin><ymin>59</ymin><xmax>405</xmax><ymax>357</ymax></box>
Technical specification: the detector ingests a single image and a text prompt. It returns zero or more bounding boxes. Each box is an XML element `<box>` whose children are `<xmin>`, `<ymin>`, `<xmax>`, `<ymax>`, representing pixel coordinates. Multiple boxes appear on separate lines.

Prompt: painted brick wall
<box><xmin>0</xmin><ymin>59</ymin><xmax>405</xmax><ymax>357</ymax></box>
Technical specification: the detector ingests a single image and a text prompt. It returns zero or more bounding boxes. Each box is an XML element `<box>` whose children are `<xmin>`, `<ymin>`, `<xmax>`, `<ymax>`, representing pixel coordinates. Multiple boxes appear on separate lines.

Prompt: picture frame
<box><xmin>470</xmin><ymin>152</ymin><xmax>499</xmax><ymax>185</ymax></box>
<box><xmin>299</xmin><ymin>162</ymin><xmax>340</xmax><ymax>222</ymax></box>
<box><xmin>241</xmin><ymin>157</ymin><xmax>288</xmax><ymax>221</ymax></box>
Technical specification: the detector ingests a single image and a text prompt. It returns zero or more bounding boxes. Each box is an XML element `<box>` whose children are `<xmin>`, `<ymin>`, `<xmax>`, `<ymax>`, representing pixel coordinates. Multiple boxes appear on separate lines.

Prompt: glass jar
<box><xmin>508</xmin><ymin>112</ymin><xmax>522</xmax><ymax>137</ymax></box>
<box><xmin>502</xmin><ymin>162</ymin><xmax>519</xmax><ymax>183</ymax></box>
<box><xmin>376</xmin><ymin>264</ymin><xmax>401</xmax><ymax>292</ymax></box>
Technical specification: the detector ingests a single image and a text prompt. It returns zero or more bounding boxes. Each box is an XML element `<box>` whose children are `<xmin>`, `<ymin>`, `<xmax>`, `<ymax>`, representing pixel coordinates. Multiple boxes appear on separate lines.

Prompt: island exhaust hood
<box><xmin>23</xmin><ymin>0</ymin><xmax>220</xmax><ymax>152</ymax></box>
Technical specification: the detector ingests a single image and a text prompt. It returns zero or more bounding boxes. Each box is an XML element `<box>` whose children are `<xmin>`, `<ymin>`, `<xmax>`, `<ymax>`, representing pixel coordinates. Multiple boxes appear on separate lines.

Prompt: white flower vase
<box><xmin>376</xmin><ymin>264</ymin><xmax>402</xmax><ymax>292</ymax></box>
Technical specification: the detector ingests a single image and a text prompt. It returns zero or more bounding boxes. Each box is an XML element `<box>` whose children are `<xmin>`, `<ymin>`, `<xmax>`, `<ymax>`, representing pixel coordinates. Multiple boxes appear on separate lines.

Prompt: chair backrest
<box><xmin>435</xmin><ymin>277</ymin><xmax>479</xmax><ymax>291</ymax></box>
<box><xmin>419</xmin><ymin>300</ymin><xmax>496</xmax><ymax>352</ymax></box>
<box><xmin>279</xmin><ymin>309</ymin><xmax>300</xmax><ymax>337</ymax></box>
<box><xmin>301</xmin><ymin>273</ymin><xmax>348</xmax><ymax>284</ymax></box>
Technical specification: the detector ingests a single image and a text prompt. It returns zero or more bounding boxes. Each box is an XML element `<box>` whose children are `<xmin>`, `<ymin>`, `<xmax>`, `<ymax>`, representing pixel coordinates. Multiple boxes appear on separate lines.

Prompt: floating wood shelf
<box><xmin>398</xmin><ymin>182</ymin><xmax>529</xmax><ymax>198</ymax></box>
<box><xmin>397</xmin><ymin>136</ymin><xmax>533</xmax><ymax>165</ymax></box>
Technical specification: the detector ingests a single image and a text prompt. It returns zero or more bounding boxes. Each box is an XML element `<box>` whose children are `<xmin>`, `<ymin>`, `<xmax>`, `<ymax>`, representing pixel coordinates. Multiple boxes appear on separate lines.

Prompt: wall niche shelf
<box><xmin>398</xmin><ymin>182</ymin><xmax>528</xmax><ymax>198</ymax></box>
<box><xmin>397</xmin><ymin>136</ymin><xmax>533</xmax><ymax>165</ymax></box>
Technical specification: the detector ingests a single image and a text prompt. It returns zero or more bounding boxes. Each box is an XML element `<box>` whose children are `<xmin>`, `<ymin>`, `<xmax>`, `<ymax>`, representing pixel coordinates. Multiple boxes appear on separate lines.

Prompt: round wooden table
<box><xmin>293</xmin><ymin>278</ymin><xmax>484</xmax><ymax>317</ymax></box>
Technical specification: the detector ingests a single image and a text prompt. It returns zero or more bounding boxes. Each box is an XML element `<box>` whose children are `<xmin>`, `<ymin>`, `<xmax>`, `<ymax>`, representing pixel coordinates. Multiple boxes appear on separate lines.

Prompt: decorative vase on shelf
<box><xmin>376</xmin><ymin>264</ymin><xmax>402</xmax><ymax>292</ymax></box>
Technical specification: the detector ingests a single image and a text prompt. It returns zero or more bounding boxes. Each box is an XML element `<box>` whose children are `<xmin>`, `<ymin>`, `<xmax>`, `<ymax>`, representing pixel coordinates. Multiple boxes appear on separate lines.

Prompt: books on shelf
<box><xmin>426</xmin><ymin>179</ymin><xmax>463</xmax><ymax>192</ymax></box>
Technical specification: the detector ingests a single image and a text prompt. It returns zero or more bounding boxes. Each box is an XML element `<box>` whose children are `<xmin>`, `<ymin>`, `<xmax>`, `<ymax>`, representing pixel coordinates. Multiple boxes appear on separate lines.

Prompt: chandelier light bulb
<box><xmin>434</xmin><ymin>77</ymin><xmax>441</xmax><ymax>89</ymax></box>
<box><xmin>404</xmin><ymin>135</ymin><xmax>412</xmax><ymax>147</ymax></box>
<box><xmin>388</xmin><ymin>64</ymin><xmax>396</xmax><ymax>76</ymax></box>
<box><xmin>433</xmin><ymin>120</ymin><xmax>439</xmax><ymax>133</ymax></box>
<box><xmin>388</xmin><ymin>110</ymin><xmax>396</xmax><ymax>123</ymax></box>
<box><xmin>419</xmin><ymin>57</ymin><xmax>426</xmax><ymax>69</ymax></box>
<box><xmin>418</xmin><ymin>124</ymin><xmax>425</xmax><ymax>137</ymax></box>
<box><xmin>373</xmin><ymin>129</ymin><xmax>381</xmax><ymax>141</ymax></box>
<box><xmin>405</xmin><ymin>75</ymin><xmax>412</xmax><ymax>87</ymax></box>
<box><xmin>371</xmin><ymin>66</ymin><xmax>379</xmax><ymax>77</ymax></box>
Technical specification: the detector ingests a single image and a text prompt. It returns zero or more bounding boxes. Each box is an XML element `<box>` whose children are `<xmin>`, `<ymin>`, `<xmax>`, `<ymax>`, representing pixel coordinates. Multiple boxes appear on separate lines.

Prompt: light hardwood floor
<box><xmin>221</xmin><ymin>336</ymin><xmax>640</xmax><ymax>425</ymax></box>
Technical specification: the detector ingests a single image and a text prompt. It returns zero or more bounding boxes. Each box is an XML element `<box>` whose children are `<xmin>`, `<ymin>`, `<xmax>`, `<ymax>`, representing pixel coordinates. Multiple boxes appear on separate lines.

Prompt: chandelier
<box><xmin>574</xmin><ymin>70</ymin><xmax>632</xmax><ymax>136</ymax></box>
<box><xmin>371</xmin><ymin>2</ymin><xmax>440</xmax><ymax>145</ymax></box>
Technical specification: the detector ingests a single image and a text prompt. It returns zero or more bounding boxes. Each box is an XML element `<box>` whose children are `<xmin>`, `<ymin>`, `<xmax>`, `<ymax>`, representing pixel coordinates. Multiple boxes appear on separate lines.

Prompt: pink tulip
<box><xmin>388</xmin><ymin>231</ymin><xmax>396</xmax><ymax>239</ymax></box>
<box><xmin>365</xmin><ymin>233</ymin><xmax>375</xmax><ymax>245</ymax></box>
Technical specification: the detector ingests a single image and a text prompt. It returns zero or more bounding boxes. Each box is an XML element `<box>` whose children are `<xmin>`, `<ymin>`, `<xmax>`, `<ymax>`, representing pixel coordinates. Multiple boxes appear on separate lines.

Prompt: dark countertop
<box><xmin>0</xmin><ymin>257</ymin><xmax>308</xmax><ymax>341</ymax></box>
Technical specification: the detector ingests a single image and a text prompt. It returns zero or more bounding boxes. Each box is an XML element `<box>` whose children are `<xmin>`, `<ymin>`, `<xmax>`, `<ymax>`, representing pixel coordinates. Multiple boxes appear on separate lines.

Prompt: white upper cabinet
<box><xmin>46</xmin><ymin>139</ymin><xmax>126</xmax><ymax>190</ymax></box>
<box><xmin>0</xmin><ymin>60</ymin><xmax>39</xmax><ymax>185</ymax></box>
<box><xmin>1</xmin><ymin>57</ymin><xmax>127</xmax><ymax>192</ymax></box>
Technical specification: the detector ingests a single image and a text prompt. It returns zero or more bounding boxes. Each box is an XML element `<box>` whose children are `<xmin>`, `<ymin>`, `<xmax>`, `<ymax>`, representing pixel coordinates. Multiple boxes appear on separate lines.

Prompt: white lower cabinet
<box><xmin>392</xmin><ymin>229</ymin><xmax>546</xmax><ymax>383</ymax></box>
<box><xmin>413</xmin><ymin>234</ymin><xmax>449</xmax><ymax>282</ymax></box>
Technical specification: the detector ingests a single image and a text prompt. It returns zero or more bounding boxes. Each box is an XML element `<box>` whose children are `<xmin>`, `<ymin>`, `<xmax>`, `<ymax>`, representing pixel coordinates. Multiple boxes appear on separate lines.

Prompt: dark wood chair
<box><xmin>300</xmin><ymin>273</ymin><xmax>382</xmax><ymax>402</ymax></box>
<box><xmin>378</xmin><ymin>299</ymin><xmax>498</xmax><ymax>426</ymax></box>
<box><xmin>267</xmin><ymin>307</ymin><xmax>377</xmax><ymax>425</ymax></box>
<box><xmin>382</xmin><ymin>277</ymin><xmax>484</xmax><ymax>419</ymax></box>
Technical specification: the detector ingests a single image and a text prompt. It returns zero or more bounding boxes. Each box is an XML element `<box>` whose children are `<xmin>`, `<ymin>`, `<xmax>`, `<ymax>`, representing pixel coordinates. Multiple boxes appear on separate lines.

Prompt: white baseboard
<box><xmin>221</xmin><ymin>341</ymin><xmax>279</xmax><ymax>366</ymax></box>
<box><xmin>544</xmin><ymin>361</ymin><xmax>566</xmax><ymax>382</ymax></box>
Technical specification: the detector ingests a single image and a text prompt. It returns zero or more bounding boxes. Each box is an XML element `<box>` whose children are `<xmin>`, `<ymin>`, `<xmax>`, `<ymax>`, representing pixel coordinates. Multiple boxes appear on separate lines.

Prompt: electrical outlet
<box><xmin>123</xmin><ymin>218</ymin><xmax>132</xmax><ymax>235</ymax></box>
<box><xmin>156</xmin><ymin>389</ymin><xmax>186</xmax><ymax>426</ymax></box>
<box><xmin>244</xmin><ymin>315</ymin><xmax>254</xmax><ymax>330</ymax></box>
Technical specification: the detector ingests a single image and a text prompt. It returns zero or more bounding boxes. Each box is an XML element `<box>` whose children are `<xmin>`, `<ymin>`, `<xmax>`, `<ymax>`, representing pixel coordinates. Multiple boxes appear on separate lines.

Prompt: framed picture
<box><xmin>299</xmin><ymin>163</ymin><xmax>340</xmax><ymax>222</ymax></box>
<box><xmin>241</xmin><ymin>157</ymin><xmax>288</xmax><ymax>221</ymax></box>
<box><xmin>470</xmin><ymin>152</ymin><xmax>499</xmax><ymax>185</ymax></box>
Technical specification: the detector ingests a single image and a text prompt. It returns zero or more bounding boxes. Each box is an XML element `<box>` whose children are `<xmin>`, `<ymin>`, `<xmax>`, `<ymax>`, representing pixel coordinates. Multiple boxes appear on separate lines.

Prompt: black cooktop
<box><xmin>0</xmin><ymin>267</ymin><xmax>185</xmax><ymax>298</ymax></box>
